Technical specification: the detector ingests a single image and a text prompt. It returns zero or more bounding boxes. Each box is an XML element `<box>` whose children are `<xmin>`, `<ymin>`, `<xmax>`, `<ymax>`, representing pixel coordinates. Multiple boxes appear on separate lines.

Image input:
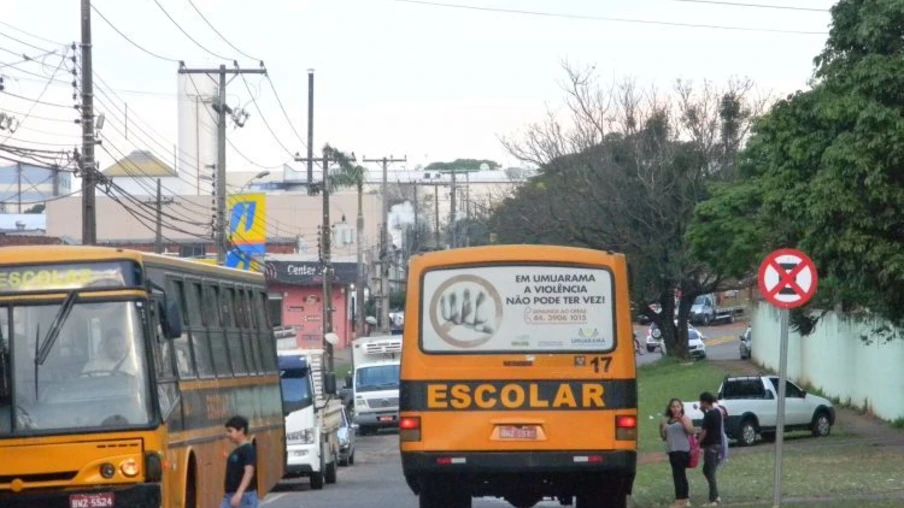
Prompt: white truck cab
<box><xmin>277</xmin><ymin>346</ymin><xmax>342</xmax><ymax>489</ymax></box>
<box><xmin>349</xmin><ymin>335</ymin><xmax>402</xmax><ymax>435</ymax></box>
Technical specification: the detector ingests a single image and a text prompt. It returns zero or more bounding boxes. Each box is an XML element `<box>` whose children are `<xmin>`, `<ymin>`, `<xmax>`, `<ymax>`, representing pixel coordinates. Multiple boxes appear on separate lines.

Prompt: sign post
<box><xmin>757</xmin><ymin>248</ymin><xmax>817</xmax><ymax>507</ymax></box>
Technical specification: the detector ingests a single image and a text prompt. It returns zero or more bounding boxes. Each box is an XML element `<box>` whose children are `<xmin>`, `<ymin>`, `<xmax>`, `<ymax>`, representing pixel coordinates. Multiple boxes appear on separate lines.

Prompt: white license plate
<box><xmin>70</xmin><ymin>493</ymin><xmax>115</xmax><ymax>508</ymax></box>
<box><xmin>499</xmin><ymin>425</ymin><xmax>538</xmax><ymax>440</ymax></box>
<box><xmin>378</xmin><ymin>415</ymin><xmax>395</xmax><ymax>422</ymax></box>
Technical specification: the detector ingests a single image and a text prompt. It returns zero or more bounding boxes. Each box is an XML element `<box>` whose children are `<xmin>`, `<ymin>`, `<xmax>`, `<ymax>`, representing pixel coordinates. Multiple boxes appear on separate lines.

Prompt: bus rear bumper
<box><xmin>402</xmin><ymin>449</ymin><xmax>636</xmax><ymax>474</ymax></box>
<box><xmin>0</xmin><ymin>482</ymin><xmax>160</xmax><ymax>508</ymax></box>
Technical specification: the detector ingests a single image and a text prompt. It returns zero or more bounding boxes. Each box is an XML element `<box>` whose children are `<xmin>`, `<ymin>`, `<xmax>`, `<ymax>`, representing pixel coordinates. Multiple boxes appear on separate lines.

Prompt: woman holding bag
<box><xmin>660</xmin><ymin>398</ymin><xmax>696</xmax><ymax>508</ymax></box>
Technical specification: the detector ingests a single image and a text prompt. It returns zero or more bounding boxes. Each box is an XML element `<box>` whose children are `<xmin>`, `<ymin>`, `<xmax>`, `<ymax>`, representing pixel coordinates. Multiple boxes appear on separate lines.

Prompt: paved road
<box><xmin>260</xmin><ymin>322</ymin><xmax>749</xmax><ymax>508</ymax></box>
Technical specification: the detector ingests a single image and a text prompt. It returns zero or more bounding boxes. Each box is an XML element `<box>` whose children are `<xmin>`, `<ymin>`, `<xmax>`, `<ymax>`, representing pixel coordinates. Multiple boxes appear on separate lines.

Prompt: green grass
<box><xmin>637</xmin><ymin>359</ymin><xmax>726</xmax><ymax>453</ymax></box>
<box><xmin>633</xmin><ymin>360</ymin><xmax>904</xmax><ymax>506</ymax></box>
<box><xmin>631</xmin><ymin>445</ymin><xmax>904</xmax><ymax>507</ymax></box>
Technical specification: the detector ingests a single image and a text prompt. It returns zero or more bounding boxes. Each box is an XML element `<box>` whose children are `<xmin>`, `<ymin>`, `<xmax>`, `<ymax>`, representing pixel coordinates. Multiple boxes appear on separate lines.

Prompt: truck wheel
<box><xmin>325</xmin><ymin>459</ymin><xmax>337</xmax><ymax>484</ymax></box>
<box><xmin>812</xmin><ymin>411</ymin><xmax>832</xmax><ymax>437</ymax></box>
<box><xmin>646</xmin><ymin>345</ymin><xmax>655</xmax><ymax>352</ymax></box>
<box><xmin>310</xmin><ymin>471</ymin><xmax>325</xmax><ymax>490</ymax></box>
<box><xmin>738</xmin><ymin>418</ymin><xmax>758</xmax><ymax>447</ymax></box>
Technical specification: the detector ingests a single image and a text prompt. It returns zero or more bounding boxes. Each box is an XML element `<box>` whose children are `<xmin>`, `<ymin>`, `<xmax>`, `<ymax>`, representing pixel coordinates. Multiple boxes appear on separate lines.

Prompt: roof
<box><xmin>102</xmin><ymin>150</ymin><xmax>177</xmax><ymax>178</ymax></box>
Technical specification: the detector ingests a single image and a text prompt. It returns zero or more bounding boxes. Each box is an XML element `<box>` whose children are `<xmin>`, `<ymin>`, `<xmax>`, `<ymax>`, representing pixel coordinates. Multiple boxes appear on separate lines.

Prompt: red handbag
<box><xmin>687</xmin><ymin>434</ymin><xmax>701</xmax><ymax>468</ymax></box>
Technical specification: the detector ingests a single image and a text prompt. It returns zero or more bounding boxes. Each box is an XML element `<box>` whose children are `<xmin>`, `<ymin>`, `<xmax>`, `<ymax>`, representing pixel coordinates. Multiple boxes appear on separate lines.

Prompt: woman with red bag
<box><xmin>660</xmin><ymin>398</ymin><xmax>695</xmax><ymax>508</ymax></box>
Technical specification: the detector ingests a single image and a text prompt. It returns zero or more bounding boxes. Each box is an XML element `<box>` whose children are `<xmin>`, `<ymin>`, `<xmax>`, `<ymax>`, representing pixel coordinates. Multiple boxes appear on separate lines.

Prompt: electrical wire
<box><xmin>239</xmin><ymin>72</ymin><xmax>295</xmax><ymax>158</ymax></box>
<box><xmin>264</xmin><ymin>74</ymin><xmax>308</xmax><ymax>149</ymax></box>
<box><xmin>150</xmin><ymin>0</ymin><xmax>232</xmax><ymax>61</ymax></box>
<box><xmin>669</xmin><ymin>0</ymin><xmax>826</xmax><ymax>12</ymax></box>
<box><xmin>91</xmin><ymin>4</ymin><xmax>181</xmax><ymax>63</ymax></box>
<box><xmin>2</xmin><ymin>48</ymin><xmax>70</xmax><ymax>144</ymax></box>
<box><xmin>389</xmin><ymin>0</ymin><xmax>828</xmax><ymax>35</ymax></box>
<box><xmin>187</xmin><ymin>0</ymin><xmax>260</xmax><ymax>61</ymax></box>
<box><xmin>0</xmin><ymin>20</ymin><xmax>67</xmax><ymax>47</ymax></box>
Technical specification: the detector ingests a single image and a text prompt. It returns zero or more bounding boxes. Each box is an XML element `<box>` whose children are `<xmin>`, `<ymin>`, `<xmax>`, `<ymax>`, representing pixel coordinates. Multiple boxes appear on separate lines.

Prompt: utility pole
<box><xmin>306</xmin><ymin>69</ymin><xmax>315</xmax><ymax>195</ymax></box>
<box><xmin>433</xmin><ymin>183</ymin><xmax>440</xmax><ymax>248</ymax></box>
<box><xmin>363</xmin><ymin>155</ymin><xmax>406</xmax><ymax>334</ymax></box>
<box><xmin>449</xmin><ymin>168</ymin><xmax>457</xmax><ymax>248</ymax></box>
<box><xmin>465</xmin><ymin>171</ymin><xmax>470</xmax><ymax>247</ymax></box>
<box><xmin>145</xmin><ymin>179</ymin><xmax>174</xmax><ymax>254</ymax></box>
<box><xmin>356</xmin><ymin>176</ymin><xmax>365</xmax><ymax>339</ymax></box>
<box><xmin>16</xmin><ymin>162</ymin><xmax>22</xmax><ymax>213</ymax></box>
<box><xmin>80</xmin><ymin>0</ymin><xmax>97</xmax><ymax>245</ymax></box>
<box><xmin>295</xmin><ymin>149</ymin><xmax>341</xmax><ymax>380</ymax></box>
<box><xmin>412</xmin><ymin>181</ymin><xmax>418</xmax><ymax>253</ymax></box>
<box><xmin>179</xmin><ymin>63</ymin><xmax>265</xmax><ymax>265</ymax></box>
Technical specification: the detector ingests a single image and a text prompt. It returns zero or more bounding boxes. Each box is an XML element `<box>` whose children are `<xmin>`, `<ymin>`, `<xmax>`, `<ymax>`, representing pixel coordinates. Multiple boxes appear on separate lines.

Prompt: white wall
<box><xmin>752</xmin><ymin>303</ymin><xmax>904</xmax><ymax>422</ymax></box>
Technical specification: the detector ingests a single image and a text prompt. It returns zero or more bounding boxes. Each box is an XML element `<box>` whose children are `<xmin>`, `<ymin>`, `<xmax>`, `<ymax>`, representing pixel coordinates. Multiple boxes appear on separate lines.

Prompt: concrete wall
<box><xmin>752</xmin><ymin>303</ymin><xmax>904</xmax><ymax>422</ymax></box>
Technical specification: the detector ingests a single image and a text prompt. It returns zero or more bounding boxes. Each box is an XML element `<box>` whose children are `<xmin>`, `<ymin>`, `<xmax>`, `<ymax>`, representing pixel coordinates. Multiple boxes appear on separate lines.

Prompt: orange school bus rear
<box><xmin>399</xmin><ymin>245</ymin><xmax>637</xmax><ymax>508</ymax></box>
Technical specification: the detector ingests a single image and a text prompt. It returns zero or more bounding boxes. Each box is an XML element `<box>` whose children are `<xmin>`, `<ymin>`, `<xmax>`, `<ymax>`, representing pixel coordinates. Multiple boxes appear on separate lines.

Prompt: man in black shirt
<box><xmin>222</xmin><ymin>415</ymin><xmax>258</xmax><ymax>508</ymax></box>
<box><xmin>697</xmin><ymin>392</ymin><xmax>722</xmax><ymax>505</ymax></box>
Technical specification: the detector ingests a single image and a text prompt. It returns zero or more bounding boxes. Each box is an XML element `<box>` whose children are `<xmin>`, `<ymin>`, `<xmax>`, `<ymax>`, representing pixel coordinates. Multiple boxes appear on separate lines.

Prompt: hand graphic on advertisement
<box><xmin>439</xmin><ymin>288</ymin><xmax>494</xmax><ymax>334</ymax></box>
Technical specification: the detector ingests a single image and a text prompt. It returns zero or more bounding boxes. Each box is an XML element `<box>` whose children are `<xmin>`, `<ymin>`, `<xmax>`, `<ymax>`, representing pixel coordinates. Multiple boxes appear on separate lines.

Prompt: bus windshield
<box><xmin>0</xmin><ymin>300</ymin><xmax>152</xmax><ymax>435</ymax></box>
<box><xmin>355</xmin><ymin>364</ymin><xmax>400</xmax><ymax>393</ymax></box>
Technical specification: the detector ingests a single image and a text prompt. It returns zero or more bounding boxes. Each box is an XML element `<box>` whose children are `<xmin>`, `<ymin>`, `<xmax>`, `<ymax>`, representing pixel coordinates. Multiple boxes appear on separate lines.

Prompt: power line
<box><xmin>90</xmin><ymin>5</ymin><xmax>181</xmax><ymax>63</ymax></box>
<box><xmin>389</xmin><ymin>0</ymin><xmax>828</xmax><ymax>35</ymax></box>
<box><xmin>265</xmin><ymin>74</ymin><xmax>308</xmax><ymax>149</ymax></box>
<box><xmin>669</xmin><ymin>0</ymin><xmax>827</xmax><ymax>12</ymax></box>
<box><xmin>187</xmin><ymin>0</ymin><xmax>259</xmax><ymax>61</ymax></box>
<box><xmin>0</xmin><ymin>45</ymin><xmax>69</xmax><ymax>70</ymax></box>
<box><xmin>0</xmin><ymin>31</ymin><xmax>56</xmax><ymax>53</ymax></box>
<box><xmin>1</xmin><ymin>90</ymin><xmax>74</xmax><ymax>109</ymax></box>
<box><xmin>150</xmin><ymin>0</ymin><xmax>232</xmax><ymax>61</ymax></box>
<box><xmin>0</xmin><ymin>20</ymin><xmax>68</xmax><ymax>47</ymax></box>
<box><xmin>2</xmin><ymin>48</ymin><xmax>71</xmax><ymax>144</ymax></box>
<box><xmin>239</xmin><ymin>71</ymin><xmax>295</xmax><ymax>158</ymax></box>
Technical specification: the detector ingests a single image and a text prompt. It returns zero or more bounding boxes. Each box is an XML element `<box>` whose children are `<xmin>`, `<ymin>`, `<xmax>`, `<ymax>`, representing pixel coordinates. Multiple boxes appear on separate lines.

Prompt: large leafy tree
<box><xmin>687</xmin><ymin>0</ymin><xmax>904</xmax><ymax>336</ymax></box>
<box><xmin>491</xmin><ymin>65</ymin><xmax>764</xmax><ymax>357</ymax></box>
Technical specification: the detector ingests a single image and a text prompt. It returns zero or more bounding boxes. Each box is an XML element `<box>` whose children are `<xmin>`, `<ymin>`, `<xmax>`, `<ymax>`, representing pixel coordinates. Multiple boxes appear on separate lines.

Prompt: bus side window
<box><xmin>255</xmin><ymin>291</ymin><xmax>277</xmax><ymax>373</ymax></box>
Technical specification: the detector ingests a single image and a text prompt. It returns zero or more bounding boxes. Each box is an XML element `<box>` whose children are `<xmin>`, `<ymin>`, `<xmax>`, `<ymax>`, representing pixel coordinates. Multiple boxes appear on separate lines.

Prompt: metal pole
<box><xmin>773</xmin><ymin>308</ymin><xmax>790</xmax><ymax>507</ymax></box>
<box><xmin>306</xmin><ymin>70</ymin><xmax>314</xmax><ymax>195</ymax></box>
<box><xmin>80</xmin><ymin>0</ymin><xmax>97</xmax><ymax>245</ymax></box>
<box><xmin>413</xmin><ymin>181</ymin><xmax>418</xmax><ymax>252</ymax></box>
<box><xmin>155</xmin><ymin>179</ymin><xmax>163</xmax><ymax>254</ymax></box>
<box><xmin>216</xmin><ymin>65</ymin><xmax>227</xmax><ymax>265</ymax></box>
<box><xmin>433</xmin><ymin>183</ymin><xmax>440</xmax><ymax>248</ymax></box>
<box><xmin>449</xmin><ymin>169</ymin><xmax>457</xmax><ymax>248</ymax></box>
<box><xmin>355</xmin><ymin>178</ymin><xmax>365</xmax><ymax>338</ymax></box>
<box><xmin>380</xmin><ymin>157</ymin><xmax>390</xmax><ymax>333</ymax></box>
<box><xmin>16</xmin><ymin>162</ymin><xmax>22</xmax><ymax>213</ymax></box>
<box><xmin>465</xmin><ymin>172</ymin><xmax>470</xmax><ymax>247</ymax></box>
<box><xmin>322</xmin><ymin>151</ymin><xmax>334</xmax><ymax>377</ymax></box>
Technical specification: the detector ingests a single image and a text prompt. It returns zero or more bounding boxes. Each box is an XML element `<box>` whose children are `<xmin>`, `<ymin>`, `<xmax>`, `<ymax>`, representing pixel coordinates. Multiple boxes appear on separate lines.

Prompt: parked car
<box><xmin>337</xmin><ymin>406</ymin><xmax>357</xmax><ymax>466</ymax></box>
<box><xmin>646</xmin><ymin>321</ymin><xmax>704</xmax><ymax>353</ymax></box>
<box><xmin>739</xmin><ymin>325</ymin><xmax>752</xmax><ymax>360</ymax></box>
<box><xmin>659</xmin><ymin>328</ymin><xmax>707</xmax><ymax>359</ymax></box>
<box><xmin>684</xmin><ymin>375</ymin><xmax>835</xmax><ymax>446</ymax></box>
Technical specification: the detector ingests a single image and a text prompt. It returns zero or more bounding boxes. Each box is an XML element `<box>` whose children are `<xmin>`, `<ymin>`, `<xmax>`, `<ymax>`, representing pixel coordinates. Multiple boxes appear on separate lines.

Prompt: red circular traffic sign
<box><xmin>758</xmin><ymin>248</ymin><xmax>818</xmax><ymax>309</ymax></box>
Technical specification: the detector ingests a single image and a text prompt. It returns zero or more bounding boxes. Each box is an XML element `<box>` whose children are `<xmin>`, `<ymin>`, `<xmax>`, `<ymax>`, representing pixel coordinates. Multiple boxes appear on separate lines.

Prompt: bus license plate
<box><xmin>378</xmin><ymin>416</ymin><xmax>395</xmax><ymax>422</ymax></box>
<box><xmin>70</xmin><ymin>493</ymin><xmax>114</xmax><ymax>508</ymax></box>
<box><xmin>499</xmin><ymin>425</ymin><xmax>538</xmax><ymax>440</ymax></box>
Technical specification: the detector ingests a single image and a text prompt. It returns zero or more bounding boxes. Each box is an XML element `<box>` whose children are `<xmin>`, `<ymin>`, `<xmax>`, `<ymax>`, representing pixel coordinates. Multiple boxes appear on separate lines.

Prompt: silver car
<box><xmin>739</xmin><ymin>326</ymin><xmax>752</xmax><ymax>360</ymax></box>
<box><xmin>337</xmin><ymin>406</ymin><xmax>357</xmax><ymax>466</ymax></box>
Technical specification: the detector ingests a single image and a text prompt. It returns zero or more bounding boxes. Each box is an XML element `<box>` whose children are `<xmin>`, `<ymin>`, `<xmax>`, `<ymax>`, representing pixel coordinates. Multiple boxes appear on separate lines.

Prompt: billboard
<box><xmin>226</xmin><ymin>193</ymin><xmax>266</xmax><ymax>271</ymax></box>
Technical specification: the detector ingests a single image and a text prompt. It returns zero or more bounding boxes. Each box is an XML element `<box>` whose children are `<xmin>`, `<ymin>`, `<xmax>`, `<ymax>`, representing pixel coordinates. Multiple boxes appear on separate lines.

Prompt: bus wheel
<box><xmin>505</xmin><ymin>495</ymin><xmax>540</xmax><ymax>508</ymax></box>
<box><xmin>184</xmin><ymin>458</ymin><xmax>197</xmax><ymax>508</ymax></box>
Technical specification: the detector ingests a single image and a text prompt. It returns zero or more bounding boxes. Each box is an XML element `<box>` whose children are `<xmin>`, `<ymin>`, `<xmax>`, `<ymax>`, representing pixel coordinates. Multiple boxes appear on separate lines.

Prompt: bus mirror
<box><xmin>160</xmin><ymin>300</ymin><xmax>183</xmax><ymax>340</ymax></box>
<box><xmin>323</xmin><ymin>372</ymin><xmax>337</xmax><ymax>396</ymax></box>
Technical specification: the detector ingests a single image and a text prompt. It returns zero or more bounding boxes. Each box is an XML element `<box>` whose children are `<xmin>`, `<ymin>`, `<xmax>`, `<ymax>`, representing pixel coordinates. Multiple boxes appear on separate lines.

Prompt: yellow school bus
<box><xmin>0</xmin><ymin>246</ymin><xmax>285</xmax><ymax>507</ymax></box>
<box><xmin>399</xmin><ymin>245</ymin><xmax>637</xmax><ymax>508</ymax></box>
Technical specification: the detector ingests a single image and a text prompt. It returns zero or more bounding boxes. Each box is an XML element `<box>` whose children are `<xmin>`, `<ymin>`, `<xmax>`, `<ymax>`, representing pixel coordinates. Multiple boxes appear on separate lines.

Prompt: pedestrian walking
<box><xmin>660</xmin><ymin>398</ymin><xmax>695</xmax><ymax>508</ymax></box>
<box><xmin>698</xmin><ymin>392</ymin><xmax>723</xmax><ymax>505</ymax></box>
<box><xmin>222</xmin><ymin>415</ymin><xmax>258</xmax><ymax>508</ymax></box>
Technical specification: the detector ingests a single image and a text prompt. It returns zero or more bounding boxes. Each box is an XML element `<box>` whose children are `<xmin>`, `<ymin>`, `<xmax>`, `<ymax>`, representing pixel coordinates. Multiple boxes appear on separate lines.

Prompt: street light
<box><xmin>239</xmin><ymin>170</ymin><xmax>271</xmax><ymax>192</ymax></box>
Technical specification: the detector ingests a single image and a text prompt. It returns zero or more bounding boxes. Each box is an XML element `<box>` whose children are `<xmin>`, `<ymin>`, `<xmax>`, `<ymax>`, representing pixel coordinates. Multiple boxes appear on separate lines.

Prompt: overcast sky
<box><xmin>2</xmin><ymin>0</ymin><xmax>836</xmax><ymax>174</ymax></box>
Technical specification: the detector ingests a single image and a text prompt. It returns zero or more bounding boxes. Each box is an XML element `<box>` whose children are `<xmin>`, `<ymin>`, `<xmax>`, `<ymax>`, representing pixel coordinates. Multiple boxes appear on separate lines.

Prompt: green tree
<box><xmin>493</xmin><ymin>65</ymin><xmax>764</xmax><ymax>358</ymax></box>
<box><xmin>425</xmin><ymin>159</ymin><xmax>500</xmax><ymax>171</ymax></box>
<box><xmin>687</xmin><ymin>0</ymin><xmax>904</xmax><ymax>337</ymax></box>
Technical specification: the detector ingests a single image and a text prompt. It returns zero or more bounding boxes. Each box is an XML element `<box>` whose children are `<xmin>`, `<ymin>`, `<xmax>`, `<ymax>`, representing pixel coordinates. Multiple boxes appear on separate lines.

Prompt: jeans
<box><xmin>702</xmin><ymin>444</ymin><xmax>721</xmax><ymax>502</ymax></box>
<box><xmin>220</xmin><ymin>490</ymin><xmax>259</xmax><ymax>508</ymax></box>
<box><xmin>668</xmin><ymin>451</ymin><xmax>690</xmax><ymax>500</ymax></box>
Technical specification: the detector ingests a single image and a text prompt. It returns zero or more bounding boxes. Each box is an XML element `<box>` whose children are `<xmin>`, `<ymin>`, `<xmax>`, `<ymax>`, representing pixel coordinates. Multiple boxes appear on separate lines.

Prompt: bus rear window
<box><xmin>420</xmin><ymin>264</ymin><xmax>615</xmax><ymax>354</ymax></box>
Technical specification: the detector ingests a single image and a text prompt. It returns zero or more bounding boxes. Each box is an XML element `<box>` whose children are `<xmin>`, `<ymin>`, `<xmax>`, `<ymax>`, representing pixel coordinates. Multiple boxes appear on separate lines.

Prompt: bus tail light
<box><xmin>399</xmin><ymin>416</ymin><xmax>421</xmax><ymax>442</ymax></box>
<box><xmin>145</xmin><ymin>452</ymin><xmax>163</xmax><ymax>482</ymax></box>
<box><xmin>616</xmin><ymin>415</ymin><xmax>637</xmax><ymax>441</ymax></box>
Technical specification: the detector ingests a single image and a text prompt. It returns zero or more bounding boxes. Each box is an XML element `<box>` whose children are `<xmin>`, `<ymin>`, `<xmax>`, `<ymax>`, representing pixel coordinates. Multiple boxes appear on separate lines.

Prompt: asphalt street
<box><xmin>259</xmin><ymin>322</ymin><xmax>748</xmax><ymax>508</ymax></box>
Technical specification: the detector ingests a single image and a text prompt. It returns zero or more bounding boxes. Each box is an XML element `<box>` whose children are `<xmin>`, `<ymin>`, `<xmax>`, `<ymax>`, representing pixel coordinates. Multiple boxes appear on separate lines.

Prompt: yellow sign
<box><xmin>227</xmin><ymin>192</ymin><xmax>267</xmax><ymax>245</ymax></box>
<box><xmin>0</xmin><ymin>262</ymin><xmax>133</xmax><ymax>293</ymax></box>
<box><xmin>426</xmin><ymin>382</ymin><xmax>605</xmax><ymax>410</ymax></box>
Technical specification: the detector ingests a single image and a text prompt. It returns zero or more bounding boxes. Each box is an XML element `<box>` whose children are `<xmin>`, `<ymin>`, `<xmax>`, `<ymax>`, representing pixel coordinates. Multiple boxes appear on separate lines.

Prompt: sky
<box><xmin>1</xmin><ymin>0</ymin><xmax>837</xmax><ymax>177</ymax></box>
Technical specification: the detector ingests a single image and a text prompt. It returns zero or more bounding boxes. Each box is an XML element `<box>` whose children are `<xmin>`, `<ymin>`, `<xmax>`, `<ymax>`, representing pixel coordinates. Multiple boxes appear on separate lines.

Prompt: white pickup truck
<box><xmin>684</xmin><ymin>375</ymin><xmax>836</xmax><ymax>446</ymax></box>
